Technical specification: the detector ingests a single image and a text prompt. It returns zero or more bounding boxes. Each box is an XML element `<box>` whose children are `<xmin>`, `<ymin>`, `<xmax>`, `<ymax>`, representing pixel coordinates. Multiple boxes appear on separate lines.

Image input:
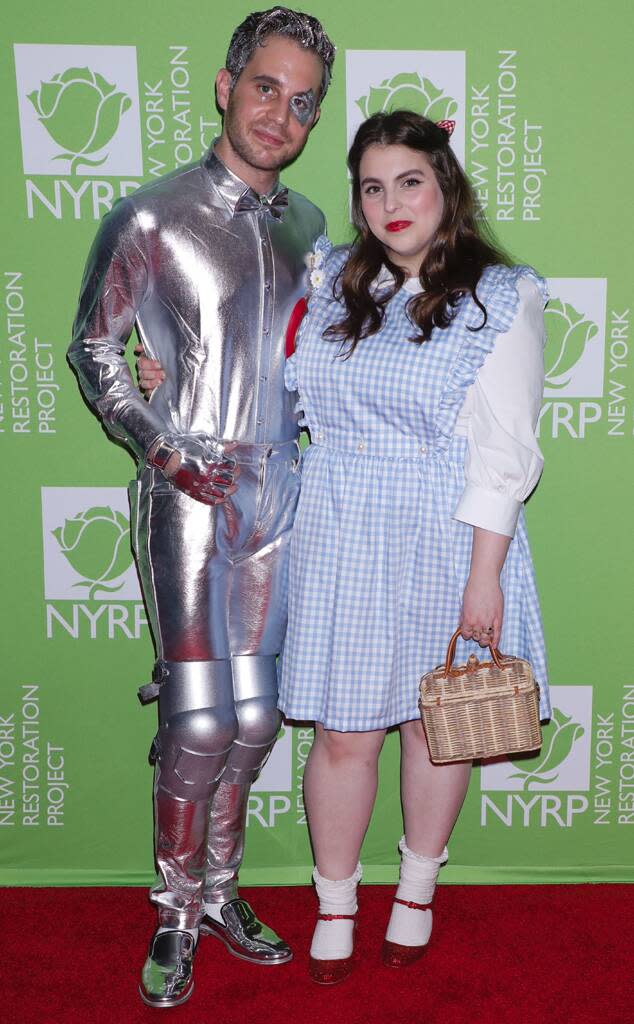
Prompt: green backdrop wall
<box><xmin>1</xmin><ymin>0</ymin><xmax>632</xmax><ymax>887</ymax></box>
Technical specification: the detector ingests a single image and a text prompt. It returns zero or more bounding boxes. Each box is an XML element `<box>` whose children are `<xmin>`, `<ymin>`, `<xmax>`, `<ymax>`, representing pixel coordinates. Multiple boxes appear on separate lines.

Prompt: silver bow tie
<box><xmin>234</xmin><ymin>188</ymin><xmax>289</xmax><ymax>220</ymax></box>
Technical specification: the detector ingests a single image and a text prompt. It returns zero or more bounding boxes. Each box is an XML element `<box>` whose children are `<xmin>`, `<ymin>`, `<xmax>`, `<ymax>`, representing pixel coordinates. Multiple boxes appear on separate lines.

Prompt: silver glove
<box><xmin>148</xmin><ymin>432</ymin><xmax>237</xmax><ymax>505</ymax></box>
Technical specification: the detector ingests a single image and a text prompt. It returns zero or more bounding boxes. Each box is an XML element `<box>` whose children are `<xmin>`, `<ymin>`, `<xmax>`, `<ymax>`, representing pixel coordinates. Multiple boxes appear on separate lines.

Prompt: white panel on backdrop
<box><xmin>14</xmin><ymin>44</ymin><xmax>143</xmax><ymax>177</ymax></box>
<box><xmin>41</xmin><ymin>486</ymin><xmax>142</xmax><ymax>602</ymax></box>
<box><xmin>544</xmin><ymin>278</ymin><xmax>607</xmax><ymax>397</ymax></box>
<box><xmin>346</xmin><ymin>50</ymin><xmax>466</xmax><ymax>166</ymax></box>
<box><xmin>480</xmin><ymin>686</ymin><xmax>593</xmax><ymax>792</ymax></box>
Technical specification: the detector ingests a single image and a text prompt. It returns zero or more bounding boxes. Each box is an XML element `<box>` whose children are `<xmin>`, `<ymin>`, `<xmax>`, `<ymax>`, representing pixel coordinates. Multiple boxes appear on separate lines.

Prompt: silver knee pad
<box><xmin>155</xmin><ymin>660</ymin><xmax>238</xmax><ymax>802</ymax></box>
<box><xmin>222</xmin><ymin>655</ymin><xmax>281</xmax><ymax>786</ymax></box>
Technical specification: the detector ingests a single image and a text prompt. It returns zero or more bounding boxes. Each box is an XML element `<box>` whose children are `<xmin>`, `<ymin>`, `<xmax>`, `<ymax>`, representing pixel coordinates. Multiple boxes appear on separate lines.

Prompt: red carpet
<box><xmin>4</xmin><ymin>884</ymin><xmax>632</xmax><ymax>1024</ymax></box>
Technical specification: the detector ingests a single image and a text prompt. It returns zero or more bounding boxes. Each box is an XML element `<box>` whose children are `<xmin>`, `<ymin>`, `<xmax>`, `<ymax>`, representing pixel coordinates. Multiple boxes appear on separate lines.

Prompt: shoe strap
<box><xmin>393</xmin><ymin>897</ymin><xmax>432</xmax><ymax>911</ymax></box>
<box><xmin>317</xmin><ymin>913</ymin><xmax>356</xmax><ymax>921</ymax></box>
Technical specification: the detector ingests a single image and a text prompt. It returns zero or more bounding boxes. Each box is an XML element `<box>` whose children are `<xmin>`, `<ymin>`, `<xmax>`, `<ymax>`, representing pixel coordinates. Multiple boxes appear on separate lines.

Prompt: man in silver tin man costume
<box><xmin>69</xmin><ymin>7</ymin><xmax>335</xmax><ymax>1008</ymax></box>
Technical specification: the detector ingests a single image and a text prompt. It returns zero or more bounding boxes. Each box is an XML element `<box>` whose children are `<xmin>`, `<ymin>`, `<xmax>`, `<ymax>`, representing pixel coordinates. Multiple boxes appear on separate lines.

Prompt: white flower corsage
<box><xmin>311</xmin><ymin>247</ymin><xmax>325</xmax><ymax>270</ymax></box>
<box><xmin>306</xmin><ymin>234</ymin><xmax>331</xmax><ymax>295</ymax></box>
<box><xmin>309</xmin><ymin>267</ymin><xmax>325</xmax><ymax>290</ymax></box>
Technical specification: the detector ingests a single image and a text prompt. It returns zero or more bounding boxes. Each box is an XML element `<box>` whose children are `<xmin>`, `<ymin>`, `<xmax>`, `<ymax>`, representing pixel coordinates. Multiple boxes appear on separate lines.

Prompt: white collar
<box><xmin>374</xmin><ymin>265</ymin><xmax>423</xmax><ymax>295</ymax></box>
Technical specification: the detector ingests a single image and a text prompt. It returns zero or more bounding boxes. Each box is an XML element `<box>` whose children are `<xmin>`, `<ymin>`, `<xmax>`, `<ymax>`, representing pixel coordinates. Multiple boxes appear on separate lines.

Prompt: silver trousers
<box><xmin>129</xmin><ymin>440</ymin><xmax>301</xmax><ymax>661</ymax></box>
<box><xmin>129</xmin><ymin>442</ymin><xmax>300</xmax><ymax>929</ymax></box>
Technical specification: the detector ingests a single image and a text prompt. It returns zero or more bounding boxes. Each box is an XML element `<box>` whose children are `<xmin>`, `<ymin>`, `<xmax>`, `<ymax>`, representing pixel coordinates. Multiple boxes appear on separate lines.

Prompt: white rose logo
<box><xmin>356</xmin><ymin>72</ymin><xmax>457</xmax><ymax>121</ymax></box>
<box><xmin>27</xmin><ymin>66</ymin><xmax>132</xmax><ymax>175</ymax></box>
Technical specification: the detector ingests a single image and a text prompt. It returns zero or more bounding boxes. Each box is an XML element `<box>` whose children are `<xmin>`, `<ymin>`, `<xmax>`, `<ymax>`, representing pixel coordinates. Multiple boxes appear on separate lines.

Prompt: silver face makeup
<box><xmin>289</xmin><ymin>88</ymin><xmax>316</xmax><ymax>126</ymax></box>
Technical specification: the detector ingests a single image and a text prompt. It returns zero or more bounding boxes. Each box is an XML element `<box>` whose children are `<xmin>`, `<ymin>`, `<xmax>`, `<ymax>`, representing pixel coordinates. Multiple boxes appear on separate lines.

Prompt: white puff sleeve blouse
<box><xmin>403</xmin><ymin>274</ymin><xmax>546</xmax><ymax>538</ymax></box>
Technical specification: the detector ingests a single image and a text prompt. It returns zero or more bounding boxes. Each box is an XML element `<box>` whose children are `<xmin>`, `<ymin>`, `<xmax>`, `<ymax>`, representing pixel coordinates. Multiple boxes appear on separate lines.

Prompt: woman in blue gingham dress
<box><xmin>279</xmin><ymin>251</ymin><xmax>550</xmax><ymax>730</ymax></box>
<box><xmin>277</xmin><ymin>112</ymin><xmax>550</xmax><ymax>982</ymax></box>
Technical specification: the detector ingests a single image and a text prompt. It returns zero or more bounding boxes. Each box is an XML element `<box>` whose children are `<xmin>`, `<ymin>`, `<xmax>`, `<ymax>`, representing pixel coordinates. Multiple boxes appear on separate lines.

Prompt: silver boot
<box><xmin>150</xmin><ymin>659</ymin><xmax>237</xmax><ymax>929</ymax></box>
<box><xmin>139</xmin><ymin>929</ymin><xmax>196</xmax><ymax>1008</ymax></box>
<box><xmin>200</xmin><ymin>656</ymin><xmax>292</xmax><ymax>964</ymax></box>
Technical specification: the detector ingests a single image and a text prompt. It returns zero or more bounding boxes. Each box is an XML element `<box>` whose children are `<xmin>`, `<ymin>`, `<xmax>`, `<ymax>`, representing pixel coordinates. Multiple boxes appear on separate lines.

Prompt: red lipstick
<box><xmin>386</xmin><ymin>220</ymin><xmax>412</xmax><ymax>233</ymax></box>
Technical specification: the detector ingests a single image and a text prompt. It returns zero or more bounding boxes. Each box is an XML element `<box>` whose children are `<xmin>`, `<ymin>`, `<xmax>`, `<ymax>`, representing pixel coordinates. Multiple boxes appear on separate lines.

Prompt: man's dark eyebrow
<box><xmin>251</xmin><ymin>74</ymin><xmax>282</xmax><ymax>87</ymax></box>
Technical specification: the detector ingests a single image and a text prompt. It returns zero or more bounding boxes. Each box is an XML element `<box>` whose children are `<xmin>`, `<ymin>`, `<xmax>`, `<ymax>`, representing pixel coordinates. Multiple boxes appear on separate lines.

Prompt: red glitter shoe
<box><xmin>308</xmin><ymin>913</ymin><xmax>357</xmax><ymax>985</ymax></box>
<box><xmin>381</xmin><ymin>897</ymin><xmax>432</xmax><ymax>967</ymax></box>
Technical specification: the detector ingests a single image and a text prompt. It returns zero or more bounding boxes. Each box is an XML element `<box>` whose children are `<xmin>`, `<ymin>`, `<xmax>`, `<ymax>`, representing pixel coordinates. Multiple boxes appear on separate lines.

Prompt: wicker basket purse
<box><xmin>419</xmin><ymin>628</ymin><xmax>542</xmax><ymax>763</ymax></box>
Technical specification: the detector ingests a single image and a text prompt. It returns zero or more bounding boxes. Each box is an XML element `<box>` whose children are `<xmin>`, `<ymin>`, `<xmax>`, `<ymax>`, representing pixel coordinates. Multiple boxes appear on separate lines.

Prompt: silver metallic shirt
<box><xmin>69</xmin><ymin>147</ymin><xmax>326</xmax><ymax>456</ymax></box>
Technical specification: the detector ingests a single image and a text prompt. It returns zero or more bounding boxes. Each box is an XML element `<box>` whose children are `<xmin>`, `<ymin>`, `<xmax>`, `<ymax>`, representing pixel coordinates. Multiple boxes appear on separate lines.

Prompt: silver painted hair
<box><xmin>225</xmin><ymin>7</ymin><xmax>336</xmax><ymax>101</ymax></box>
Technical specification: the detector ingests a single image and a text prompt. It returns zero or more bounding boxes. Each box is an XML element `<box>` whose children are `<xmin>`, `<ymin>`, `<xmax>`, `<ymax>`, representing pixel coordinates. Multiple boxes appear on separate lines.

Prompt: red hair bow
<box><xmin>437</xmin><ymin>119</ymin><xmax>456</xmax><ymax>137</ymax></box>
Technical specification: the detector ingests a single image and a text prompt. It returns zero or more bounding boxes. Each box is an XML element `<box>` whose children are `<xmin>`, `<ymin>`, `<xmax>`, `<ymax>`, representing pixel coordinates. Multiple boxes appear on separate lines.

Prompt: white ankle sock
<box><xmin>385</xmin><ymin>837</ymin><xmax>448</xmax><ymax>948</ymax></box>
<box><xmin>203</xmin><ymin>902</ymin><xmax>226</xmax><ymax>924</ymax></box>
<box><xmin>157</xmin><ymin>925</ymin><xmax>199</xmax><ymax>943</ymax></box>
<box><xmin>310</xmin><ymin>863</ymin><xmax>362</xmax><ymax>961</ymax></box>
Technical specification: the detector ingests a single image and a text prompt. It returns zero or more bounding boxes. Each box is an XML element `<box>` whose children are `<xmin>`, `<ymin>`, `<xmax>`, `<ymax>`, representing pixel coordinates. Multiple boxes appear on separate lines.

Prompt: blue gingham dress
<box><xmin>278</xmin><ymin>239</ymin><xmax>550</xmax><ymax>731</ymax></box>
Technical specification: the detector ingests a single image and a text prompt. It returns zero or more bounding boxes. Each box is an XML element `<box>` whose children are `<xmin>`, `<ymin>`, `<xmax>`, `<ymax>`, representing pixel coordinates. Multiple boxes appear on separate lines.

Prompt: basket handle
<box><xmin>443</xmin><ymin>627</ymin><xmax>505</xmax><ymax>676</ymax></box>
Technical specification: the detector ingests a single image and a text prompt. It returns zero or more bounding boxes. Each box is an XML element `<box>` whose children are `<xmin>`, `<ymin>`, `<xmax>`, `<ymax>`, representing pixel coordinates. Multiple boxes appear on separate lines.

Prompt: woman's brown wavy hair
<box><xmin>325</xmin><ymin>110</ymin><xmax>509</xmax><ymax>355</ymax></box>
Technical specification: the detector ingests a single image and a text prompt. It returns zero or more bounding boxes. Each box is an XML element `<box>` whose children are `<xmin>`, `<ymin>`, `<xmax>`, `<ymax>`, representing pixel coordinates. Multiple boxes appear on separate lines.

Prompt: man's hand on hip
<box><xmin>135</xmin><ymin>343</ymin><xmax>165</xmax><ymax>396</ymax></box>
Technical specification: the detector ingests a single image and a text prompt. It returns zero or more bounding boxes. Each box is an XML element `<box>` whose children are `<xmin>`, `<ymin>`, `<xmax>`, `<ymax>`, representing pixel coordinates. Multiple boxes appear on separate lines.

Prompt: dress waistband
<box><xmin>310</xmin><ymin>428</ymin><xmax>453</xmax><ymax>461</ymax></box>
